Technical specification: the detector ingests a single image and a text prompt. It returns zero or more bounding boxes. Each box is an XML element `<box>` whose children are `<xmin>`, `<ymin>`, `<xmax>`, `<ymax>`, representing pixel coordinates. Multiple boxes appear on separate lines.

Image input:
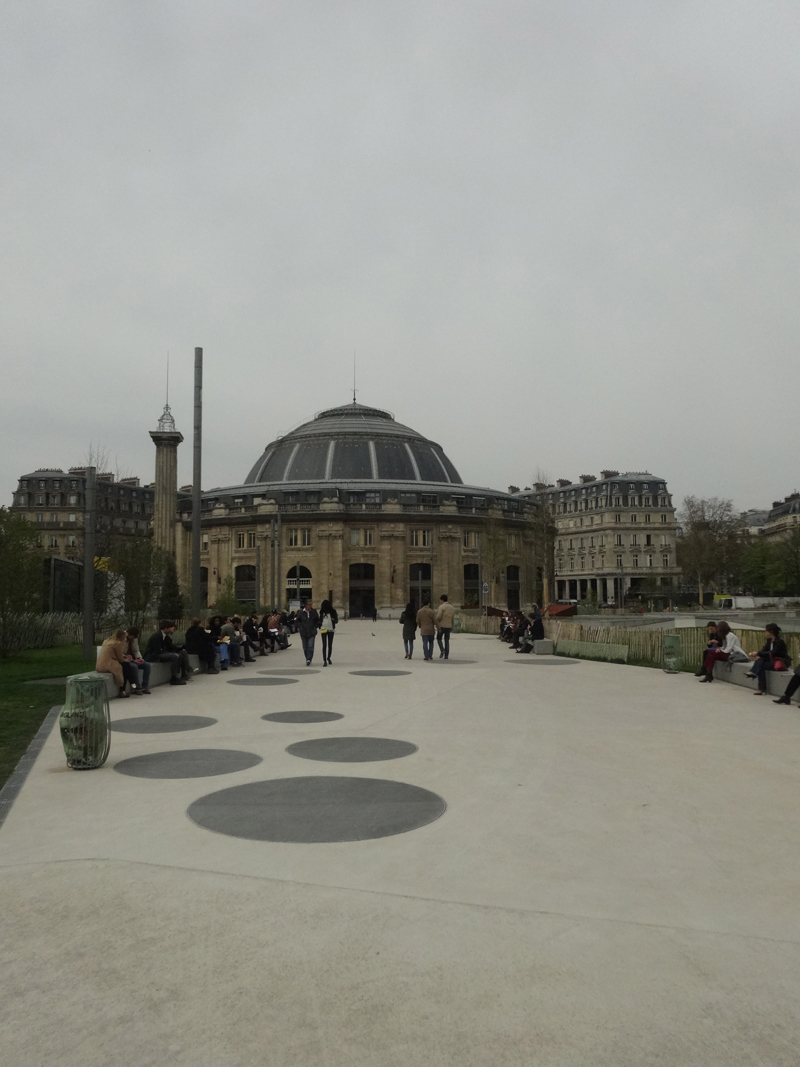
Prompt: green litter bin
<box><xmin>59</xmin><ymin>672</ymin><xmax>111</xmax><ymax>770</ymax></box>
<box><xmin>662</xmin><ymin>634</ymin><xmax>683</xmax><ymax>674</ymax></box>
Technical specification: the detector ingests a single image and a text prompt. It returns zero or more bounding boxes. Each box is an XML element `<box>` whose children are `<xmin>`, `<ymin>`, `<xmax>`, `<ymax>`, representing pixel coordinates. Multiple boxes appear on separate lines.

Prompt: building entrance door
<box><xmin>349</xmin><ymin>563</ymin><xmax>375</xmax><ymax>617</ymax></box>
<box><xmin>409</xmin><ymin>563</ymin><xmax>432</xmax><ymax>609</ymax></box>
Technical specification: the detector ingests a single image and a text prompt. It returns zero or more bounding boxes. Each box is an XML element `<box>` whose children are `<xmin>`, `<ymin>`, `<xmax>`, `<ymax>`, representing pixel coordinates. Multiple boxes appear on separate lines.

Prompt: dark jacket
<box><xmin>297</xmin><ymin>608</ymin><xmax>320</xmax><ymax>639</ymax></box>
<box><xmin>243</xmin><ymin>618</ymin><xmax>260</xmax><ymax>642</ymax></box>
<box><xmin>531</xmin><ymin>615</ymin><xmax>545</xmax><ymax>641</ymax></box>
<box><xmin>758</xmin><ymin>637</ymin><xmax>790</xmax><ymax>664</ymax></box>
<box><xmin>400</xmin><ymin>609</ymin><xmax>417</xmax><ymax>642</ymax></box>
<box><xmin>144</xmin><ymin>630</ymin><xmax>177</xmax><ymax>662</ymax></box>
<box><xmin>184</xmin><ymin>624</ymin><xmax>213</xmax><ymax>655</ymax></box>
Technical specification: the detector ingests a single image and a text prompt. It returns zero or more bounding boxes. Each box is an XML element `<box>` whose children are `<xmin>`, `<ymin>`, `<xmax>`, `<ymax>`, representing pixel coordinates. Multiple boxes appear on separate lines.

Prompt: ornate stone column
<box><xmin>149</xmin><ymin>405</ymin><xmax>183</xmax><ymax>558</ymax></box>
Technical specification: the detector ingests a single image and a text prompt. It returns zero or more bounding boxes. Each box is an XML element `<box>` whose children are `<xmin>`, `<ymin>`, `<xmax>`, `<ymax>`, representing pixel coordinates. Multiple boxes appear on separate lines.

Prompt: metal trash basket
<box><xmin>662</xmin><ymin>633</ymin><xmax>683</xmax><ymax>674</ymax></box>
<box><xmin>59</xmin><ymin>672</ymin><xmax>111</xmax><ymax>770</ymax></box>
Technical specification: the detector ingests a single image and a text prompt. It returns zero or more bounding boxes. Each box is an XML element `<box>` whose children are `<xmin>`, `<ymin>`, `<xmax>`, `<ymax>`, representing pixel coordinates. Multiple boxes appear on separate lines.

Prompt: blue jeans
<box><xmin>436</xmin><ymin>629</ymin><xmax>451</xmax><ymax>658</ymax></box>
<box><xmin>422</xmin><ymin>635</ymin><xmax>434</xmax><ymax>660</ymax></box>
<box><xmin>301</xmin><ymin>634</ymin><xmax>316</xmax><ymax>663</ymax></box>
<box><xmin>404</xmin><ymin>639</ymin><xmax>414</xmax><ymax>655</ymax></box>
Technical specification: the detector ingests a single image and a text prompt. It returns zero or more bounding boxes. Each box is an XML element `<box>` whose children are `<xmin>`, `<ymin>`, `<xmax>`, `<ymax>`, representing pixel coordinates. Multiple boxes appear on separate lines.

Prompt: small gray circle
<box><xmin>114</xmin><ymin>749</ymin><xmax>262</xmax><ymax>779</ymax></box>
<box><xmin>504</xmin><ymin>658</ymin><xmax>580</xmax><ymax>666</ymax></box>
<box><xmin>263</xmin><ymin>711</ymin><xmax>344</xmax><ymax>723</ymax></box>
<box><xmin>187</xmin><ymin>776</ymin><xmax>447</xmax><ymax>842</ymax></box>
<box><xmin>258</xmin><ymin>669</ymin><xmax>321</xmax><ymax>676</ymax></box>
<box><xmin>111</xmin><ymin>715</ymin><xmax>218</xmax><ymax>733</ymax></box>
<box><xmin>286</xmin><ymin>737</ymin><xmax>417</xmax><ymax>762</ymax></box>
<box><xmin>432</xmin><ymin>659</ymin><xmax>477</xmax><ymax>664</ymax></box>
<box><xmin>227</xmin><ymin>677</ymin><xmax>299</xmax><ymax>686</ymax></box>
<box><xmin>349</xmin><ymin>670</ymin><xmax>411</xmax><ymax>677</ymax></box>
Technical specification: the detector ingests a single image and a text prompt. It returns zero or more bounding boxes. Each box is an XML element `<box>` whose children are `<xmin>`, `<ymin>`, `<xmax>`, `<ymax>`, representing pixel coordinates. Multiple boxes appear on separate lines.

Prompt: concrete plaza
<box><xmin>2</xmin><ymin>621</ymin><xmax>799</xmax><ymax>1066</ymax></box>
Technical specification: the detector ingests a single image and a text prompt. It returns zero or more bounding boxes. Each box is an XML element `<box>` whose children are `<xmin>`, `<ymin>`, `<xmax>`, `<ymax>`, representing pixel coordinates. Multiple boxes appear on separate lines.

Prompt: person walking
<box><xmin>297</xmin><ymin>600</ymin><xmax>320</xmax><ymax>665</ymax></box>
<box><xmin>417</xmin><ymin>600</ymin><xmax>436</xmax><ymax>661</ymax></box>
<box><xmin>435</xmin><ymin>594</ymin><xmax>455</xmax><ymax>659</ymax></box>
<box><xmin>400</xmin><ymin>601</ymin><xmax>417</xmax><ymax>659</ymax></box>
<box><xmin>319</xmin><ymin>599</ymin><xmax>338</xmax><ymax>666</ymax></box>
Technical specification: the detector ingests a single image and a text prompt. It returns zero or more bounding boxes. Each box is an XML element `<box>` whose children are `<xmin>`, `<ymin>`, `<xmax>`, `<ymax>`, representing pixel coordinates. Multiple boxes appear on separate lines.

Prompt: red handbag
<box><xmin>772</xmin><ymin>657</ymin><xmax>788</xmax><ymax>671</ymax></box>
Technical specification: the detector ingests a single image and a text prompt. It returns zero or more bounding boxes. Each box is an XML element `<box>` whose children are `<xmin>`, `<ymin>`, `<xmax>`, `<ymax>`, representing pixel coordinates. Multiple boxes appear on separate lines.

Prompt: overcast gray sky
<box><xmin>2</xmin><ymin>1</ymin><xmax>798</xmax><ymax>513</ymax></box>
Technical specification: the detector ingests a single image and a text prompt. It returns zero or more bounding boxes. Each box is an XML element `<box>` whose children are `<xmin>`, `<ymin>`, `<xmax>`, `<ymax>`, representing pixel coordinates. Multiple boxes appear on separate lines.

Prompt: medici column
<box><xmin>149</xmin><ymin>404</ymin><xmax>183</xmax><ymax>557</ymax></box>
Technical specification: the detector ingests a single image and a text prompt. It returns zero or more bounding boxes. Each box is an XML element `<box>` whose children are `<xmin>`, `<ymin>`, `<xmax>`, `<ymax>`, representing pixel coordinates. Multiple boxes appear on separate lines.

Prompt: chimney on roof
<box><xmin>533</xmin><ymin>482</ymin><xmax>548</xmax><ymax>490</ymax></box>
<box><xmin>119</xmin><ymin>477</ymin><xmax>140</xmax><ymax>487</ymax></box>
<box><xmin>579</xmin><ymin>474</ymin><xmax>595</xmax><ymax>484</ymax></box>
<box><xmin>600</xmin><ymin>470</ymin><xmax>619</xmax><ymax>480</ymax></box>
<box><xmin>556</xmin><ymin>479</ymin><xmax>572</xmax><ymax>488</ymax></box>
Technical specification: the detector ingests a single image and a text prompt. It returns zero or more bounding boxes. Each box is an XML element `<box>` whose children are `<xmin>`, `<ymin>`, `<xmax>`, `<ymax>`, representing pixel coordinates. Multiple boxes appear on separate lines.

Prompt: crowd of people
<box><xmin>498</xmin><ymin>608</ymin><xmax>545</xmax><ymax>653</ymax></box>
<box><xmin>696</xmin><ymin>619</ymin><xmax>798</xmax><ymax>702</ymax></box>
<box><xmin>95</xmin><ymin>608</ymin><xmax>305</xmax><ymax>697</ymax></box>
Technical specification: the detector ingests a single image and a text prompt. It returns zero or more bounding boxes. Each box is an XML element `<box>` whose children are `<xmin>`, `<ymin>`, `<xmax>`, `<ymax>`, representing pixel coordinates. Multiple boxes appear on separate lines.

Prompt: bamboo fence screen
<box><xmin>543</xmin><ymin>620</ymin><xmax>800</xmax><ymax>671</ymax></box>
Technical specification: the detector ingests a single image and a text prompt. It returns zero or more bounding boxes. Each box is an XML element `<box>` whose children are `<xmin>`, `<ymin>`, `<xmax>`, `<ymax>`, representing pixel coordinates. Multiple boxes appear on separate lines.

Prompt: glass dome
<box><xmin>244</xmin><ymin>402</ymin><xmax>463</xmax><ymax>486</ymax></box>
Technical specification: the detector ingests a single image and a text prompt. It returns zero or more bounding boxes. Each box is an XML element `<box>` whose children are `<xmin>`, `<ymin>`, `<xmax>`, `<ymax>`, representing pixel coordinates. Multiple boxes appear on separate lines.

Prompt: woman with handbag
<box><xmin>746</xmin><ymin>623</ymin><xmax>791</xmax><ymax>696</ymax></box>
<box><xmin>319</xmin><ymin>599</ymin><xmax>338</xmax><ymax>666</ymax></box>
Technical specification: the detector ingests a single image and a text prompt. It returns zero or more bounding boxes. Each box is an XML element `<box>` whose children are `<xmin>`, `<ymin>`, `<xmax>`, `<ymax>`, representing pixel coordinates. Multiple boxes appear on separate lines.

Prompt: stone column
<box><xmin>149</xmin><ymin>405</ymin><xmax>183</xmax><ymax>558</ymax></box>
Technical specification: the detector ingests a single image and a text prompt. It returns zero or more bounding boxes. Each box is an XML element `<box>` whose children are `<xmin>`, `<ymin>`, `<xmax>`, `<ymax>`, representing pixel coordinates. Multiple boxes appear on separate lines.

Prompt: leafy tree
<box><xmin>0</xmin><ymin>509</ymin><xmax>46</xmax><ymax>655</ymax></box>
<box><xmin>777</xmin><ymin>526</ymin><xmax>800</xmax><ymax>595</ymax></box>
<box><xmin>739</xmin><ymin>538</ymin><xmax>782</xmax><ymax>596</ymax></box>
<box><xmin>157</xmin><ymin>555</ymin><xmax>185</xmax><ymax>620</ymax></box>
<box><xmin>110</xmin><ymin>536</ymin><xmax>165</xmax><ymax>625</ymax></box>
<box><xmin>211</xmin><ymin>575</ymin><xmax>250</xmax><ymax>617</ymax></box>
<box><xmin>676</xmin><ymin>496</ymin><xmax>744</xmax><ymax>605</ymax></box>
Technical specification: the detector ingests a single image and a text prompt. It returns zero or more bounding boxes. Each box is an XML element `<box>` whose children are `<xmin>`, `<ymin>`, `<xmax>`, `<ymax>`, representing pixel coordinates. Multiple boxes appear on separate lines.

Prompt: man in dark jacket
<box><xmin>297</xmin><ymin>601</ymin><xmax>320</xmax><ymax>665</ymax></box>
<box><xmin>143</xmin><ymin>620</ymin><xmax>193</xmax><ymax>684</ymax></box>
<box><xmin>184</xmin><ymin>618</ymin><xmax>219</xmax><ymax>673</ymax></box>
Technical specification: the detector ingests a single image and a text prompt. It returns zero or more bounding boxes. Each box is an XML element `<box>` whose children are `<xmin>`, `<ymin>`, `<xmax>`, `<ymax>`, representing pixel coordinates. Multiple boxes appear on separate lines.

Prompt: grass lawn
<box><xmin>0</xmin><ymin>645</ymin><xmax>90</xmax><ymax>788</ymax></box>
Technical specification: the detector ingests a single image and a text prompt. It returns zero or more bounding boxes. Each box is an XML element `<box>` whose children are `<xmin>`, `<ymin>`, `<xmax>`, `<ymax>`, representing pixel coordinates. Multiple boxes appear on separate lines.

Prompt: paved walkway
<box><xmin>2</xmin><ymin>621</ymin><xmax>799</xmax><ymax>1065</ymax></box>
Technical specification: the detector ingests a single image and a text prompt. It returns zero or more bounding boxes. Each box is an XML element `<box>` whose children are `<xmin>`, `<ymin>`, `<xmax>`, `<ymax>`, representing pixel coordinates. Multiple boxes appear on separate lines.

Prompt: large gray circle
<box><xmin>187</xmin><ymin>776</ymin><xmax>446</xmax><ymax>842</ymax></box>
<box><xmin>258</xmin><ymin>669</ymin><xmax>320</xmax><ymax>676</ymax></box>
<box><xmin>504</xmin><ymin>658</ymin><xmax>580</xmax><ymax>666</ymax></box>
<box><xmin>349</xmin><ymin>670</ymin><xmax>411</xmax><ymax>677</ymax></box>
<box><xmin>114</xmin><ymin>749</ymin><xmax>262</xmax><ymax>779</ymax></box>
<box><xmin>111</xmin><ymin>715</ymin><xmax>218</xmax><ymax>733</ymax></box>
<box><xmin>226</xmin><ymin>677</ymin><xmax>299</xmax><ymax>686</ymax></box>
<box><xmin>263</xmin><ymin>711</ymin><xmax>344</xmax><ymax>723</ymax></box>
<box><xmin>286</xmin><ymin>737</ymin><xmax>417</xmax><ymax>762</ymax></box>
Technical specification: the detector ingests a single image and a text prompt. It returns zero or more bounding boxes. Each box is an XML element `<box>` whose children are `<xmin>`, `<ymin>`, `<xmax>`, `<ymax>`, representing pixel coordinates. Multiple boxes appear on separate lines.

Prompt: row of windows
<box><xmin>227</xmin><ymin>528</ymin><xmax>521</xmax><ymax>551</ymax></box>
<box><xmin>555</xmin><ymin>495</ymin><xmax>670</xmax><ymax>514</ymax></box>
<box><xmin>559</xmin><ymin>534</ymin><xmax>671</xmax><ymax>550</ymax></box>
<box><xmin>558</xmin><ymin>554</ymin><xmax>671</xmax><ymax>571</ymax></box>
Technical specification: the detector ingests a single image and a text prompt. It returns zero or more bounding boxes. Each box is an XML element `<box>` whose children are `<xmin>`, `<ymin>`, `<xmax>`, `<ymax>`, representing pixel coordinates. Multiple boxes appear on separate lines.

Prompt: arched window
<box><xmin>286</xmin><ymin>565</ymin><xmax>312</xmax><ymax>605</ymax></box>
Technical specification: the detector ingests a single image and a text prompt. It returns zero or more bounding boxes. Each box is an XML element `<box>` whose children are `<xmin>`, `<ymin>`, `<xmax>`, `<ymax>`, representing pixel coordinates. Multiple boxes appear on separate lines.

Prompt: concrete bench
<box><xmin>533</xmin><ymin>639</ymin><xmax>555</xmax><ymax>655</ymax></box>
<box><xmin>712</xmin><ymin>659</ymin><xmax>800</xmax><ymax>702</ymax></box>
<box><xmin>95</xmin><ymin>651</ymin><xmax>219</xmax><ymax>700</ymax></box>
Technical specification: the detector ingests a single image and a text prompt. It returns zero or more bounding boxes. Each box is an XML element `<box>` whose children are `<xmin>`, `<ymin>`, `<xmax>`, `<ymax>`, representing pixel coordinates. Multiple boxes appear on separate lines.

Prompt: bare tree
<box><xmin>677</xmin><ymin>496</ymin><xmax>744</xmax><ymax>605</ymax></box>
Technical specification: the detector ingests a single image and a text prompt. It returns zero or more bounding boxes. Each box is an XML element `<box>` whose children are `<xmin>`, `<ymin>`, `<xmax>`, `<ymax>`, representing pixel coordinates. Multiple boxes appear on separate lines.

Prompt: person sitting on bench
<box><xmin>143</xmin><ymin>620</ymin><xmax>193</xmax><ymax>685</ymax></box>
<box><xmin>745</xmin><ymin>623</ymin><xmax>791</xmax><ymax>697</ymax></box>
<box><xmin>774</xmin><ymin>664</ymin><xmax>800</xmax><ymax>705</ymax></box>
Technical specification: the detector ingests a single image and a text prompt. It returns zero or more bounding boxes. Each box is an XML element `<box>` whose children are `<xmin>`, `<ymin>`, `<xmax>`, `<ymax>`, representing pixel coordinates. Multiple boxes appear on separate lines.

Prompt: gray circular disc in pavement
<box><xmin>111</xmin><ymin>715</ymin><xmax>218</xmax><ymax>733</ymax></box>
<box><xmin>286</xmin><ymin>737</ymin><xmax>417</xmax><ymax>762</ymax></box>
<box><xmin>187</xmin><ymin>776</ymin><xmax>446</xmax><ymax>842</ymax></box>
<box><xmin>262</xmin><ymin>711</ymin><xmax>344</xmax><ymax>723</ymax></box>
<box><xmin>114</xmin><ymin>749</ymin><xmax>262</xmax><ymax>779</ymax></box>
<box><xmin>226</xmin><ymin>677</ymin><xmax>298</xmax><ymax>686</ymax></box>
<box><xmin>258</xmin><ymin>669</ymin><xmax>320</xmax><ymax>676</ymax></box>
<box><xmin>504</xmin><ymin>658</ymin><xmax>580</xmax><ymax>666</ymax></box>
<box><xmin>349</xmin><ymin>670</ymin><xmax>411</xmax><ymax>677</ymax></box>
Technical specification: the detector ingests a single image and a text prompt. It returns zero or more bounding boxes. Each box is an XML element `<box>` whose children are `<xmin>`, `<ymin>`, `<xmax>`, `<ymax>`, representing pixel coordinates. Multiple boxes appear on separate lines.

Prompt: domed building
<box><xmin>172</xmin><ymin>401</ymin><xmax>540</xmax><ymax>615</ymax></box>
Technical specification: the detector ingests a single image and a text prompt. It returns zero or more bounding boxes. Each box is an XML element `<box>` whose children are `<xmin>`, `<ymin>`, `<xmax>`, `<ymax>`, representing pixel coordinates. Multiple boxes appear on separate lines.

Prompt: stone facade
<box><xmin>171</xmin><ymin>401</ymin><xmax>541</xmax><ymax>615</ymax></box>
<box><xmin>518</xmin><ymin>470</ymin><xmax>681</xmax><ymax>604</ymax></box>
<box><xmin>149</xmin><ymin>404</ymin><xmax>184</xmax><ymax>557</ymax></box>
<box><xmin>10</xmin><ymin>468</ymin><xmax>154</xmax><ymax>559</ymax></box>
